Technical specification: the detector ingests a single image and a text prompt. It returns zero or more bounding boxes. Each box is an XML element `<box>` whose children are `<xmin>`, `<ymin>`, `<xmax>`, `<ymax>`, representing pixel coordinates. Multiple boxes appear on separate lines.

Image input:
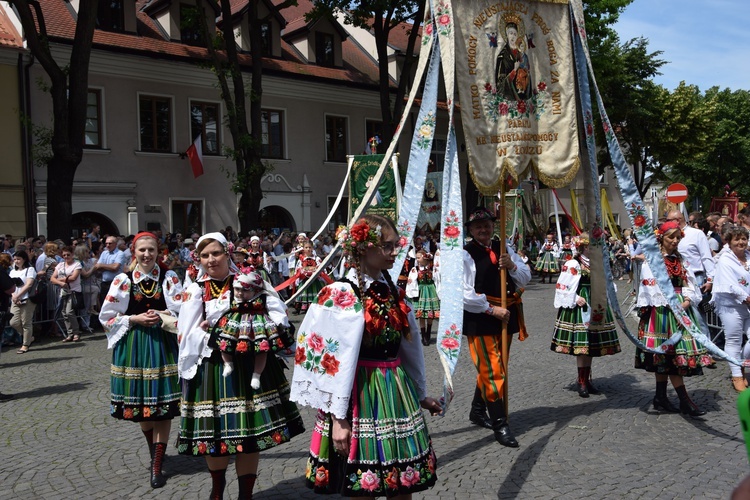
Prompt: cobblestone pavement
<box><xmin>0</xmin><ymin>281</ymin><xmax>746</xmax><ymax>499</ymax></box>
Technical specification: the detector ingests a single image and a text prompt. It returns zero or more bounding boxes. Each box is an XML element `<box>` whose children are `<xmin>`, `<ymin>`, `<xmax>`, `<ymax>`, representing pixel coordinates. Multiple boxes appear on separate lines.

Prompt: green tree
<box><xmin>191</xmin><ymin>0</ymin><xmax>295</xmax><ymax>233</ymax></box>
<box><xmin>9</xmin><ymin>0</ymin><xmax>98</xmax><ymax>240</ymax></box>
<box><xmin>307</xmin><ymin>0</ymin><xmax>424</xmax><ymax>147</ymax></box>
<box><xmin>678</xmin><ymin>87</ymin><xmax>750</xmax><ymax>204</ymax></box>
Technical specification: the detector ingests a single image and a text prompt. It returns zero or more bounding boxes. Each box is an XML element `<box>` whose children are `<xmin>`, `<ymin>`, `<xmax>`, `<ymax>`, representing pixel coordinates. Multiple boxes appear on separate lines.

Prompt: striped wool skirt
<box><xmin>110</xmin><ymin>324</ymin><xmax>181</xmax><ymax>421</ymax></box>
<box><xmin>177</xmin><ymin>350</ymin><xmax>305</xmax><ymax>456</ymax></box>
<box><xmin>297</xmin><ymin>277</ymin><xmax>326</xmax><ymax>305</ymax></box>
<box><xmin>535</xmin><ymin>250</ymin><xmax>560</xmax><ymax>273</ymax></box>
<box><xmin>551</xmin><ymin>285</ymin><xmax>621</xmax><ymax>357</ymax></box>
<box><xmin>635</xmin><ymin>296</ymin><xmax>714</xmax><ymax>376</ymax></box>
<box><xmin>415</xmin><ymin>281</ymin><xmax>440</xmax><ymax>319</ymax></box>
<box><xmin>304</xmin><ymin>358</ymin><xmax>437</xmax><ymax>497</ymax></box>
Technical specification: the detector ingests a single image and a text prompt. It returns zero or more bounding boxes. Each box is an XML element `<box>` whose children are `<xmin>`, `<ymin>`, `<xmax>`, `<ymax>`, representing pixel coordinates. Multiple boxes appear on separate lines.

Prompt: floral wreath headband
<box><xmin>336</xmin><ymin>219</ymin><xmax>383</xmax><ymax>258</ymax></box>
<box><xmin>655</xmin><ymin>221</ymin><xmax>684</xmax><ymax>241</ymax></box>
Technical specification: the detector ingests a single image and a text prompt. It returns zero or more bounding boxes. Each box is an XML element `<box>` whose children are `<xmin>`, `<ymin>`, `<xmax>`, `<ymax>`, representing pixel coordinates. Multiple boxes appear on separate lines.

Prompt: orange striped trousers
<box><xmin>467</xmin><ymin>334</ymin><xmax>512</xmax><ymax>403</ymax></box>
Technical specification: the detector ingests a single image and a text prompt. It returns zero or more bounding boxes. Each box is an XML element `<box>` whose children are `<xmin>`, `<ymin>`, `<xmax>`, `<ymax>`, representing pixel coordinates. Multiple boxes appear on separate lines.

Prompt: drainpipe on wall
<box><xmin>18</xmin><ymin>51</ymin><xmax>35</xmax><ymax>236</ymax></box>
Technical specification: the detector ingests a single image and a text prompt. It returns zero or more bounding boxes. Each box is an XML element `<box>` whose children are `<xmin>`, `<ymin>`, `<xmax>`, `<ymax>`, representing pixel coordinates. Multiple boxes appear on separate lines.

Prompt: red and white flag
<box><xmin>186</xmin><ymin>135</ymin><xmax>204</xmax><ymax>178</ymax></box>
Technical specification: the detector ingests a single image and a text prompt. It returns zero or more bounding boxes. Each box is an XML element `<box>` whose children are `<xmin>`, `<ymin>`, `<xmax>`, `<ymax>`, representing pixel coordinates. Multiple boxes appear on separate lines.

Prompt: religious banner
<box><xmin>710</xmin><ymin>197</ymin><xmax>739</xmax><ymax>220</ymax></box>
<box><xmin>348</xmin><ymin>154</ymin><xmax>398</xmax><ymax>221</ymax></box>
<box><xmin>416</xmin><ymin>172</ymin><xmax>443</xmax><ymax>231</ymax></box>
<box><xmin>452</xmin><ymin>0</ymin><xmax>580</xmax><ymax>194</ymax></box>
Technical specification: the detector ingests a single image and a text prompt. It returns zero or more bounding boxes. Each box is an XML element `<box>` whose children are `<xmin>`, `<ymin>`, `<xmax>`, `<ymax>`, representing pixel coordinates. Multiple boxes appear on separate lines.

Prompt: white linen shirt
<box><xmin>462</xmin><ymin>239</ymin><xmax>531</xmax><ymax>313</ymax></box>
<box><xmin>677</xmin><ymin>226</ymin><xmax>715</xmax><ymax>280</ymax></box>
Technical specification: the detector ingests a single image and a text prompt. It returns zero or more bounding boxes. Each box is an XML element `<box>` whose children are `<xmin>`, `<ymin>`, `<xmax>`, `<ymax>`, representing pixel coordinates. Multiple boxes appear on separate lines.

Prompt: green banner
<box><xmin>348</xmin><ymin>154</ymin><xmax>398</xmax><ymax>222</ymax></box>
<box><xmin>482</xmin><ymin>189</ymin><xmax>524</xmax><ymax>244</ymax></box>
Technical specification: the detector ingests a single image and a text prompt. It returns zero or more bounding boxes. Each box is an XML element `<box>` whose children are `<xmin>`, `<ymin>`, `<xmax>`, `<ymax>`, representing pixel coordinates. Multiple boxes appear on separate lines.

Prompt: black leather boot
<box><xmin>150</xmin><ymin>442</ymin><xmax>167</xmax><ymax>488</ymax></box>
<box><xmin>652</xmin><ymin>380</ymin><xmax>679</xmax><ymax>413</ymax></box>
<box><xmin>675</xmin><ymin>385</ymin><xmax>706</xmax><ymax>417</ymax></box>
<box><xmin>209</xmin><ymin>468</ymin><xmax>227</xmax><ymax>500</ymax></box>
<box><xmin>486</xmin><ymin>399</ymin><xmax>519</xmax><ymax>448</ymax></box>
<box><xmin>576</xmin><ymin>367</ymin><xmax>589</xmax><ymax>398</ymax></box>
<box><xmin>238</xmin><ymin>473</ymin><xmax>258</xmax><ymax>499</ymax></box>
<box><xmin>468</xmin><ymin>386</ymin><xmax>492</xmax><ymax>429</ymax></box>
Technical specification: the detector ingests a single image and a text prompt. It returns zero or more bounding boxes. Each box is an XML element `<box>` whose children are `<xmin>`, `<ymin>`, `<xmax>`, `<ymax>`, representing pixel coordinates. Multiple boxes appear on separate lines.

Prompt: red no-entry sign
<box><xmin>666</xmin><ymin>183</ymin><xmax>688</xmax><ymax>204</ymax></box>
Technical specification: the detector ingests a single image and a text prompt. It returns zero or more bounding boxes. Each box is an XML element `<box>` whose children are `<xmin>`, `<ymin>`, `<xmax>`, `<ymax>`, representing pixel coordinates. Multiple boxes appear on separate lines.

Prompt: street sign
<box><xmin>665</xmin><ymin>183</ymin><xmax>688</xmax><ymax>204</ymax></box>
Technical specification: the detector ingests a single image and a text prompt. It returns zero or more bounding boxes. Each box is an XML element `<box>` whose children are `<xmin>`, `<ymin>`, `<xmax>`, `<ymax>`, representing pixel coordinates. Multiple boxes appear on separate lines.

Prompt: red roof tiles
<box><xmin>31</xmin><ymin>0</ymin><xmax>386</xmax><ymax>87</ymax></box>
<box><xmin>0</xmin><ymin>7</ymin><xmax>24</xmax><ymax>50</ymax></box>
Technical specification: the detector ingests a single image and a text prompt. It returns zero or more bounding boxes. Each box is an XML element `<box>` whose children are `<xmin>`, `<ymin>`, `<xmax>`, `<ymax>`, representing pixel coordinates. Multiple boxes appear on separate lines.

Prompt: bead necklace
<box><xmin>662</xmin><ymin>254</ymin><xmax>684</xmax><ymax>278</ymax></box>
<box><xmin>205</xmin><ymin>276</ymin><xmax>231</xmax><ymax>301</ymax></box>
<box><xmin>137</xmin><ymin>278</ymin><xmax>158</xmax><ymax>298</ymax></box>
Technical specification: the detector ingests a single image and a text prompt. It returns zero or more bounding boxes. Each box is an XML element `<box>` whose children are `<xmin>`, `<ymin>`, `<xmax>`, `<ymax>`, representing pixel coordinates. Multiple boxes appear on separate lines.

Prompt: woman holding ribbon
<box><xmin>291</xmin><ymin>214</ymin><xmax>442</xmax><ymax>497</ymax></box>
<box><xmin>99</xmin><ymin>232</ymin><xmax>184</xmax><ymax>488</ymax></box>
<box><xmin>551</xmin><ymin>233</ymin><xmax>621</xmax><ymax>397</ymax></box>
<box><xmin>635</xmin><ymin>221</ymin><xmax>713</xmax><ymax>416</ymax></box>
<box><xmin>177</xmin><ymin>232</ymin><xmax>304</xmax><ymax>499</ymax></box>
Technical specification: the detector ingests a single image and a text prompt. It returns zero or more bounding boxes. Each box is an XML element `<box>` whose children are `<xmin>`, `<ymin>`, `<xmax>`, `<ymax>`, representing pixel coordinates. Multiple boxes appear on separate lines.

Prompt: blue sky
<box><xmin>613</xmin><ymin>0</ymin><xmax>750</xmax><ymax>92</ymax></box>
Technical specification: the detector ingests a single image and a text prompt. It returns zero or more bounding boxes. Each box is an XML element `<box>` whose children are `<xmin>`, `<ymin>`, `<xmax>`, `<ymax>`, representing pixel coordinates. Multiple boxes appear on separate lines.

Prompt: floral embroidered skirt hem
<box><xmin>177</xmin><ymin>349</ymin><xmax>305</xmax><ymax>456</ymax></box>
<box><xmin>304</xmin><ymin>359</ymin><xmax>437</xmax><ymax>497</ymax></box>
<box><xmin>551</xmin><ymin>287</ymin><xmax>621</xmax><ymax>357</ymax></box>
<box><xmin>110</xmin><ymin>325</ymin><xmax>181</xmax><ymax>421</ymax></box>
<box><xmin>215</xmin><ymin>311</ymin><xmax>295</xmax><ymax>354</ymax></box>
<box><xmin>634</xmin><ymin>304</ymin><xmax>714</xmax><ymax>376</ymax></box>
<box><xmin>415</xmin><ymin>282</ymin><xmax>440</xmax><ymax>319</ymax></box>
<box><xmin>535</xmin><ymin>251</ymin><xmax>560</xmax><ymax>273</ymax></box>
<box><xmin>297</xmin><ymin>278</ymin><xmax>326</xmax><ymax>305</ymax></box>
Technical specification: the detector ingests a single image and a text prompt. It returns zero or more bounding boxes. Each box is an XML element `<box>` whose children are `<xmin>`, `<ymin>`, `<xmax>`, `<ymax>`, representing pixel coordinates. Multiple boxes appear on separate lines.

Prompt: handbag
<box><xmin>70</xmin><ymin>291</ymin><xmax>85</xmax><ymax>311</ymax></box>
<box><xmin>28</xmin><ymin>271</ymin><xmax>48</xmax><ymax>304</ymax></box>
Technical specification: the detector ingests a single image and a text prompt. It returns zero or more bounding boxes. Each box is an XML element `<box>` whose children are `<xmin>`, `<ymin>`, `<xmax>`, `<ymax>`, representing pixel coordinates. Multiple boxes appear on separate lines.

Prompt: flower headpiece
<box><xmin>336</xmin><ymin>219</ymin><xmax>382</xmax><ymax>257</ymax></box>
<box><xmin>572</xmin><ymin>235</ymin><xmax>590</xmax><ymax>248</ymax></box>
<box><xmin>655</xmin><ymin>220</ymin><xmax>683</xmax><ymax>241</ymax></box>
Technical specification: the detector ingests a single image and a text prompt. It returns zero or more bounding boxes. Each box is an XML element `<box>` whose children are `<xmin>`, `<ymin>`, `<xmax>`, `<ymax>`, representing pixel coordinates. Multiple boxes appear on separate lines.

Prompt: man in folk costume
<box><xmin>462</xmin><ymin>207</ymin><xmax>531</xmax><ymax>447</ymax></box>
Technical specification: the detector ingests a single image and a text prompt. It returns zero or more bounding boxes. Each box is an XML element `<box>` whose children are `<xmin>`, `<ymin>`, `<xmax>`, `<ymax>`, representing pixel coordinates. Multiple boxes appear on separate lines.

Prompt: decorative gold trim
<box><xmin>469</xmin><ymin>155</ymin><xmax>581</xmax><ymax>195</ymax></box>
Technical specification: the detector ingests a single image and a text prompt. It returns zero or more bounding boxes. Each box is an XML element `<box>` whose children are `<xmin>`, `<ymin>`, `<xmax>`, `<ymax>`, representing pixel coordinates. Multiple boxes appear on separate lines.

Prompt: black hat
<box><xmin>465</xmin><ymin>207</ymin><xmax>496</xmax><ymax>226</ymax></box>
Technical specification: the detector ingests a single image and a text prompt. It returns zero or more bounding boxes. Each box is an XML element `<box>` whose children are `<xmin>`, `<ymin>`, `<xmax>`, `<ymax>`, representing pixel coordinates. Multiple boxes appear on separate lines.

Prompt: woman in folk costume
<box><xmin>294</xmin><ymin>240</ymin><xmax>326</xmax><ymax>314</ymax></box>
<box><xmin>247</xmin><ymin>235</ymin><xmax>273</xmax><ymax>283</ymax></box>
<box><xmin>406</xmin><ymin>248</ymin><xmax>440</xmax><ymax>346</ymax></box>
<box><xmin>176</xmin><ymin>232</ymin><xmax>304</xmax><ymax>499</ymax></box>
<box><xmin>535</xmin><ymin>232</ymin><xmax>560</xmax><ymax>283</ymax></box>
<box><xmin>291</xmin><ymin>214</ymin><xmax>442</xmax><ymax>497</ymax></box>
<box><xmin>635</xmin><ymin>221</ymin><xmax>714</xmax><ymax>417</ymax></box>
<box><xmin>710</xmin><ymin>224</ymin><xmax>750</xmax><ymax>392</ymax></box>
<box><xmin>551</xmin><ymin>233</ymin><xmax>621</xmax><ymax>397</ymax></box>
<box><xmin>559</xmin><ymin>234</ymin><xmax>575</xmax><ymax>265</ymax></box>
<box><xmin>99</xmin><ymin>232</ymin><xmax>184</xmax><ymax>489</ymax></box>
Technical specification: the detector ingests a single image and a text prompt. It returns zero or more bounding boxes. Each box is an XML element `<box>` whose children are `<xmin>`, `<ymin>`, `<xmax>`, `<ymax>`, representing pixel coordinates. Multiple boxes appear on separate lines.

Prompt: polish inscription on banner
<box><xmin>453</xmin><ymin>0</ymin><xmax>580</xmax><ymax>194</ymax></box>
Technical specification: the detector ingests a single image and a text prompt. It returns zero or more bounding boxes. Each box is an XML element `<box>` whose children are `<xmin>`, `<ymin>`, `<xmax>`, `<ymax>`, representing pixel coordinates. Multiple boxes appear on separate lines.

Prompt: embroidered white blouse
<box><xmin>99</xmin><ymin>267</ymin><xmax>183</xmax><ymax>349</ymax></box>
<box><xmin>710</xmin><ymin>249</ymin><xmax>750</xmax><ymax>315</ymax></box>
<box><xmin>290</xmin><ymin>270</ymin><xmax>427</xmax><ymax>420</ymax></box>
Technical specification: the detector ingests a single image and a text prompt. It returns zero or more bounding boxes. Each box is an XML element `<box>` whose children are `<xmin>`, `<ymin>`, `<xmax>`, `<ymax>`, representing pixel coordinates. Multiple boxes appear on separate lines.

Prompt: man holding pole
<box><xmin>462</xmin><ymin>207</ymin><xmax>531</xmax><ymax>447</ymax></box>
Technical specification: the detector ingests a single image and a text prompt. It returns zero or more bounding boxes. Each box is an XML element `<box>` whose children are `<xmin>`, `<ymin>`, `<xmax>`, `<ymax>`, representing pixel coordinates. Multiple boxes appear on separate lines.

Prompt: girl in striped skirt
<box><xmin>99</xmin><ymin>232</ymin><xmax>184</xmax><ymax>489</ymax></box>
<box><xmin>291</xmin><ymin>214</ymin><xmax>442</xmax><ymax>497</ymax></box>
<box><xmin>535</xmin><ymin>233</ymin><xmax>560</xmax><ymax>283</ymax></box>
<box><xmin>551</xmin><ymin>233</ymin><xmax>620</xmax><ymax>398</ymax></box>
<box><xmin>406</xmin><ymin>249</ymin><xmax>440</xmax><ymax>346</ymax></box>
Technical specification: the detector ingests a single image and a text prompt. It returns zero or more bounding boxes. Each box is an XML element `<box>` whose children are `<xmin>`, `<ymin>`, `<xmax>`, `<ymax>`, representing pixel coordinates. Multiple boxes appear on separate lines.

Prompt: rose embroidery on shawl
<box><xmin>295</xmin><ymin>331</ymin><xmax>341</xmax><ymax>376</ymax></box>
<box><xmin>307</xmin><ymin>333</ymin><xmax>325</xmax><ymax>353</ymax></box>
<box><xmin>333</xmin><ymin>290</ymin><xmax>357</xmax><ymax>309</ymax></box>
<box><xmin>320</xmin><ymin>353</ymin><xmax>340</xmax><ymax>375</ymax></box>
